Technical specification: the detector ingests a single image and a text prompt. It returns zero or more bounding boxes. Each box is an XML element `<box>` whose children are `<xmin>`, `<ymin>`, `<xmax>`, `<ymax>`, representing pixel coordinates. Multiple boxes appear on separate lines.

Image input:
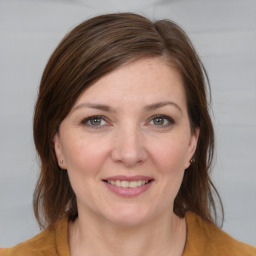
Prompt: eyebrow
<box><xmin>72</xmin><ymin>101</ymin><xmax>182</xmax><ymax>114</ymax></box>
<box><xmin>144</xmin><ymin>101</ymin><xmax>183</xmax><ymax>114</ymax></box>
<box><xmin>72</xmin><ymin>103</ymin><xmax>116</xmax><ymax>113</ymax></box>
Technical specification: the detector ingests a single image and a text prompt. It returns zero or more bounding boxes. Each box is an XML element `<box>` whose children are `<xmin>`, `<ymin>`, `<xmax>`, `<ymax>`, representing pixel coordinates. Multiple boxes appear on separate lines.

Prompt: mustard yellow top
<box><xmin>1</xmin><ymin>212</ymin><xmax>256</xmax><ymax>256</ymax></box>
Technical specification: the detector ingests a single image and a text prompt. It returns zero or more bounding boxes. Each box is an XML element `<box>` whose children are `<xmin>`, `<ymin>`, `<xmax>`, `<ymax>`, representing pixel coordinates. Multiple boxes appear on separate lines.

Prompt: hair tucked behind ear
<box><xmin>33</xmin><ymin>12</ymin><xmax>223</xmax><ymax>229</ymax></box>
<box><xmin>153</xmin><ymin>20</ymin><xmax>223</xmax><ymax>224</ymax></box>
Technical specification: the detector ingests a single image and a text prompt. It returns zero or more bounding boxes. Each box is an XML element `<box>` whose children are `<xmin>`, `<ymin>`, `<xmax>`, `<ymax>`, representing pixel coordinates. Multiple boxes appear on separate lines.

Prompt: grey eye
<box><xmin>81</xmin><ymin>115</ymin><xmax>107</xmax><ymax>127</ymax></box>
<box><xmin>89</xmin><ymin>117</ymin><xmax>103</xmax><ymax>126</ymax></box>
<box><xmin>148</xmin><ymin>115</ymin><xmax>175</xmax><ymax>127</ymax></box>
<box><xmin>153</xmin><ymin>117</ymin><xmax>165</xmax><ymax>125</ymax></box>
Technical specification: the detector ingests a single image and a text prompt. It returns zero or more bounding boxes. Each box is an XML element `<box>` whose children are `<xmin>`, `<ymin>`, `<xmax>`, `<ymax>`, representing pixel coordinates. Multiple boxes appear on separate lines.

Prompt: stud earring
<box><xmin>190</xmin><ymin>158</ymin><xmax>195</xmax><ymax>163</ymax></box>
<box><xmin>59</xmin><ymin>160</ymin><xmax>64</xmax><ymax>164</ymax></box>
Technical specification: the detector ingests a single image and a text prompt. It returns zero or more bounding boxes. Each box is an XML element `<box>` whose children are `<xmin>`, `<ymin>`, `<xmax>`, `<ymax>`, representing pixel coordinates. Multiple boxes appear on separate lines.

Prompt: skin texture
<box><xmin>54</xmin><ymin>57</ymin><xmax>199</xmax><ymax>256</ymax></box>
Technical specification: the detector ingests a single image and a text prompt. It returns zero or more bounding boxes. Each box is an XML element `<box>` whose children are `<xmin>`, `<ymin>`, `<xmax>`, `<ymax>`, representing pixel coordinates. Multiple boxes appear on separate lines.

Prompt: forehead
<box><xmin>73</xmin><ymin>57</ymin><xmax>186</xmax><ymax>109</ymax></box>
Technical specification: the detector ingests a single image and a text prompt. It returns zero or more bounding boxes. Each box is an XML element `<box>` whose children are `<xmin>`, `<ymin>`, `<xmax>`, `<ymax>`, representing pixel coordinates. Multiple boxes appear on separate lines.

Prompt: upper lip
<box><xmin>102</xmin><ymin>175</ymin><xmax>154</xmax><ymax>181</ymax></box>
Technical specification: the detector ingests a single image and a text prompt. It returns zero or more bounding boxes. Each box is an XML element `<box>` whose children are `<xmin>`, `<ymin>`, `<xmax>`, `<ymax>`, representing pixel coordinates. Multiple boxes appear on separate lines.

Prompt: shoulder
<box><xmin>184</xmin><ymin>211</ymin><xmax>256</xmax><ymax>256</ymax></box>
<box><xmin>0</xmin><ymin>216</ymin><xmax>69</xmax><ymax>256</ymax></box>
<box><xmin>0</xmin><ymin>228</ymin><xmax>55</xmax><ymax>256</ymax></box>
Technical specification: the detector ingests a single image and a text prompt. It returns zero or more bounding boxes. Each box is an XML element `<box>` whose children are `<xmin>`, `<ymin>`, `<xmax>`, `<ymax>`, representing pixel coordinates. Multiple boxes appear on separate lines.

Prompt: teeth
<box><xmin>130</xmin><ymin>181</ymin><xmax>137</xmax><ymax>188</ymax></box>
<box><xmin>106</xmin><ymin>180</ymin><xmax>150</xmax><ymax>188</ymax></box>
<box><xmin>121</xmin><ymin>181</ymin><xmax>129</xmax><ymax>188</ymax></box>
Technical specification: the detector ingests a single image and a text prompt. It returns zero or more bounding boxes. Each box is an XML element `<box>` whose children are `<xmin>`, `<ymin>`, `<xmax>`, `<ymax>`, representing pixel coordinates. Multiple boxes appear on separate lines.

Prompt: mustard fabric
<box><xmin>1</xmin><ymin>212</ymin><xmax>256</xmax><ymax>256</ymax></box>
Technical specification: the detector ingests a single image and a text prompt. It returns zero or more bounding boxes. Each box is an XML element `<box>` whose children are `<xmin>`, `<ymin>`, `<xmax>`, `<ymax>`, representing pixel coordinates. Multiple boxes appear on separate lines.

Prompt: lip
<box><xmin>102</xmin><ymin>175</ymin><xmax>154</xmax><ymax>197</ymax></box>
<box><xmin>102</xmin><ymin>175</ymin><xmax>154</xmax><ymax>181</ymax></box>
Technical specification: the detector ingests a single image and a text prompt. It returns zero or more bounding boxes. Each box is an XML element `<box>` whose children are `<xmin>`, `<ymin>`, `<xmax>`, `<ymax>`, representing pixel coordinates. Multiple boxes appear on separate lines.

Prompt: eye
<box><xmin>81</xmin><ymin>115</ymin><xmax>107</xmax><ymax>128</ymax></box>
<box><xmin>148</xmin><ymin>115</ymin><xmax>175</xmax><ymax>127</ymax></box>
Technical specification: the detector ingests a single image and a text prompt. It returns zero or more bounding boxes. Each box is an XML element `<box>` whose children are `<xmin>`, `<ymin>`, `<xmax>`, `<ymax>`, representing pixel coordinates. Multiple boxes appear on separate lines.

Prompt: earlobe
<box><xmin>53</xmin><ymin>133</ymin><xmax>66</xmax><ymax>169</ymax></box>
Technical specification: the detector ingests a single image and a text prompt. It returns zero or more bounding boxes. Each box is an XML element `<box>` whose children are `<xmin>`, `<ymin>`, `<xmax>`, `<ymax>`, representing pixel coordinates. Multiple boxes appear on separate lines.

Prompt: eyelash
<box><xmin>81</xmin><ymin>115</ymin><xmax>108</xmax><ymax>129</ymax></box>
<box><xmin>80</xmin><ymin>114</ymin><xmax>175</xmax><ymax>129</ymax></box>
<box><xmin>148</xmin><ymin>114</ymin><xmax>175</xmax><ymax>127</ymax></box>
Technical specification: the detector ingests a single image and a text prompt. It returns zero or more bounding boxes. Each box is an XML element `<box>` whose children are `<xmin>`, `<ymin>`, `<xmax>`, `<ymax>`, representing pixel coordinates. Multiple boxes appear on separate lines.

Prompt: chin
<box><xmin>102</xmin><ymin>206</ymin><xmax>155</xmax><ymax>227</ymax></box>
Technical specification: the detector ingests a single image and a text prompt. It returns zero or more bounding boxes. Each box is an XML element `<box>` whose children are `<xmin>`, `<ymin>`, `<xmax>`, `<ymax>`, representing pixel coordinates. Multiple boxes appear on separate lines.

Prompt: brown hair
<box><xmin>33</xmin><ymin>12</ymin><xmax>223</xmax><ymax>229</ymax></box>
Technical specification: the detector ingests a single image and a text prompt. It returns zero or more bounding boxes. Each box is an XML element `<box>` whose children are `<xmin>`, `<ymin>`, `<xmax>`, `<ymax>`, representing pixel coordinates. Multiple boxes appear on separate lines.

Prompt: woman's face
<box><xmin>54</xmin><ymin>57</ymin><xmax>199</xmax><ymax>226</ymax></box>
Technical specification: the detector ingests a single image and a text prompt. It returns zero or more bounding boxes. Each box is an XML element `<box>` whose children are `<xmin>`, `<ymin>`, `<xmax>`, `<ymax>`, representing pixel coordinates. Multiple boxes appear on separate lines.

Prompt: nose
<box><xmin>111</xmin><ymin>125</ymin><xmax>147</xmax><ymax>168</ymax></box>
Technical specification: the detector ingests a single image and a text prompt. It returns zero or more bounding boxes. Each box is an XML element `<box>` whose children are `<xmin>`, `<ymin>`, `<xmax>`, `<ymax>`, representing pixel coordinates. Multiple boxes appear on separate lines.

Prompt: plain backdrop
<box><xmin>0</xmin><ymin>0</ymin><xmax>255</xmax><ymax>247</ymax></box>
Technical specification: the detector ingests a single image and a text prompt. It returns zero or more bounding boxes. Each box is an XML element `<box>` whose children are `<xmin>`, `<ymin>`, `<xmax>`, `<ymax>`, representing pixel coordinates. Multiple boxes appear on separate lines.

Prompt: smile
<box><xmin>105</xmin><ymin>180</ymin><xmax>151</xmax><ymax>188</ymax></box>
<box><xmin>102</xmin><ymin>176</ymin><xmax>154</xmax><ymax>197</ymax></box>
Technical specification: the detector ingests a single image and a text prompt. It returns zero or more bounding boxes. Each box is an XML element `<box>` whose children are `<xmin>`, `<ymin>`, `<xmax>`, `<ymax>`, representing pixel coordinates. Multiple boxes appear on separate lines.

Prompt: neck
<box><xmin>69</xmin><ymin>210</ymin><xmax>186</xmax><ymax>256</ymax></box>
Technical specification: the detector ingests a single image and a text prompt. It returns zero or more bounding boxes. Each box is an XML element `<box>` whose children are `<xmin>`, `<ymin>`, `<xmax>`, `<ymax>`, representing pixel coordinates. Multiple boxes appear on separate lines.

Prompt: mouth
<box><xmin>102</xmin><ymin>176</ymin><xmax>154</xmax><ymax>197</ymax></box>
<box><xmin>103</xmin><ymin>179</ymin><xmax>152</xmax><ymax>188</ymax></box>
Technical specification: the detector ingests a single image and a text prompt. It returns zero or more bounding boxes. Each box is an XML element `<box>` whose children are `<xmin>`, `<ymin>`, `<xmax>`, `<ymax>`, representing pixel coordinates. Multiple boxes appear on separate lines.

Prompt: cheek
<box><xmin>150</xmin><ymin>135</ymin><xmax>189</xmax><ymax>173</ymax></box>
<box><xmin>61</xmin><ymin>134</ymin><xmax>108</xmax><ymax>176</ymax></box>
<box><xmin>149</xmin><ymin>135</ymin><xmax>189</xmax><ymax>201</ymax></box>
<box><xmin>62</xmin><ymin>136</ymin><xmax>109</xmax><ymax>201</ymax></box>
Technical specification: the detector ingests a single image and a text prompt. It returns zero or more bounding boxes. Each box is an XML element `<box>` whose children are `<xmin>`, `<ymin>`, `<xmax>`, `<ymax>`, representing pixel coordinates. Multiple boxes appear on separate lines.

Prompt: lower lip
<box><xmin>104</xmin><ymin>181</ymin><xmax>153</xmax><ymax>197</ymax></box>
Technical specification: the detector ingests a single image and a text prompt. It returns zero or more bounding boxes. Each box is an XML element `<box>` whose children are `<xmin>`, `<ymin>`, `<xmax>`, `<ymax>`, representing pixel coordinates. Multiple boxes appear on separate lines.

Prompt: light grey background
<box><xmin>0</xmin><ymin>0</ymin><xmax>255</xmax><ymax>247</ymax></box>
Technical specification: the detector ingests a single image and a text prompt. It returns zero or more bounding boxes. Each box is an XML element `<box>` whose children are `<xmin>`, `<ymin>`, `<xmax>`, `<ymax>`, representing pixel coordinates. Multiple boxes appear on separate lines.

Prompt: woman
<box><xmin>1</xmin><ymin>13</ymin><xmax>255</xmax><ymax>256</ymax></box>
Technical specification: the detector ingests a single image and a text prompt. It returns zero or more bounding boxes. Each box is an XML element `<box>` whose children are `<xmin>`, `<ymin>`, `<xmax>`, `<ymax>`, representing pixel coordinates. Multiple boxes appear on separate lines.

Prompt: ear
<box><xmin>53</xmin><ymin>133</ymin><xmax>67</xmax><ymax>169</ymax></box>
<box><xmin>185</xmin><ymin>127</ymin><xmax>200</xmax><ymax>169</ymax></box>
